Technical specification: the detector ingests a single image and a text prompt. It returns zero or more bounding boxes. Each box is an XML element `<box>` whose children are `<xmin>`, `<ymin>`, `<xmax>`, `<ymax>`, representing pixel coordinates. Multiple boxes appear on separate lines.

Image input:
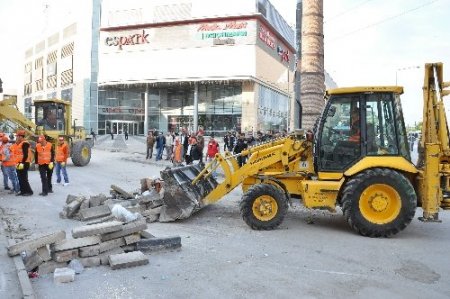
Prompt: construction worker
<box><xmin>0</xmin><ymin>132</ymin><xmax>11</xmax><ymax>190</ymax></box>
<box><xmin>55</xmin><ymin>136</ymin><xmax>69</xmax><ymax>186</ymax></box>
<box><xmin>0</xmin><ymin>135</ymin><xmax>19</xmax><ymax>194</ymax></box>
<box><xmin>14</xmin><ymin>130</ymin><xmax>33</xmax><ymax>196</ymax></box>
<box><xmin>35</xmin><ymin>135</ymin><xmax>54</xmax><ymax>196</ymax></box>
<box><xmin>349</xmin><ymin>106</ymin><xmax>361</xmax><ymax>142</ymax></box>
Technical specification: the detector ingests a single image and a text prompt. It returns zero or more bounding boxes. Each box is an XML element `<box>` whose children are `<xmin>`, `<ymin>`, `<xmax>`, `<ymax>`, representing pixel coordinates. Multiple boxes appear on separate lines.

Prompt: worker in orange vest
<box><xmin>14</xmin><ymin>130</ymin><xmax>33</xmax><ymax>196</ymax></box>
<box><xmin>0</xmin><ymin>132</ymin><xmax>12</xmax><ymax>191</ymax></box>
<box><xmin>0</xmin><ymin>135</ymin><xmax>20</xmax><ymax>194</ymax></box>
<box><xmin>35</xmin><ymin>135</ymin><xmax>55</xmax><ymax>196</ymax></box>
<box><xmin>55</xmin><ymin>136</ymin><xmax>69</xmax><ymax>186</ymax></box>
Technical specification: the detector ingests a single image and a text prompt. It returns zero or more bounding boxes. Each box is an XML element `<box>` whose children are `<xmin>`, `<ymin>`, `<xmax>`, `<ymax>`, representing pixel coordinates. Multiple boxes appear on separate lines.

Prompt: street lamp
<box><xmin>396</xmin><ymin>65</ymin><xmax>420</xmax><ymax>85</ymax></box>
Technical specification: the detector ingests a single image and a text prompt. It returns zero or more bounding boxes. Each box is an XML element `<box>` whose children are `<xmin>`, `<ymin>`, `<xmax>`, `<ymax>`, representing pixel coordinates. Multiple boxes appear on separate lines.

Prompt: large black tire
<box><xmin>341</xmin><ymin>168</ymin><xmax>417</xmax><ymax>237</ymax></box>
<box><xmin>71</xmin><ymin>141</ymin><xmax>91</xmax><ymax>166</ymax></box>
<box><xmin>240</xmin><ymin>184</ymin><xmax>288</xmax><ymax>230</ymax></box>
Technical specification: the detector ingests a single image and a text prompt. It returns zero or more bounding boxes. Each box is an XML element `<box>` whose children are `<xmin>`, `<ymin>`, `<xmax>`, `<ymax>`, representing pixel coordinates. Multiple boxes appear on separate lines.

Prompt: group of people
<box><xmin>0</xmin><ymin>130</ymin><xmax>70</xmax><ymax>197</ymax></box>
<box><xmin>146</xmin><ymin>128</ymin><xmax>220</xmax><ymax>166</ymax></box>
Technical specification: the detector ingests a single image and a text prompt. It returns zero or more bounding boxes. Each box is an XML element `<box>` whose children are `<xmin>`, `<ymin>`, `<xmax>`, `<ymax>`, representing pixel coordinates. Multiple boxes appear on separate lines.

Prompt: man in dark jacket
<box><xmin>155</xmin><ymin>132</ymin><xmax>166</xmax><ymax>161</ymax></box>
<box><xmin>233</xmin><ymin>133</ymin><xmax>248</xmax><ymax>167</ymax></box>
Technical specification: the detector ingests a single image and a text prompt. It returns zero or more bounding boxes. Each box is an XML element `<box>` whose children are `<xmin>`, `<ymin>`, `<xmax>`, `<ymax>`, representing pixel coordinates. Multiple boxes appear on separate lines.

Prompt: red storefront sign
<box><xmin>105</xmin><ymin>30</ymin><xmax>149</xmax><ymax>50</ymax></box>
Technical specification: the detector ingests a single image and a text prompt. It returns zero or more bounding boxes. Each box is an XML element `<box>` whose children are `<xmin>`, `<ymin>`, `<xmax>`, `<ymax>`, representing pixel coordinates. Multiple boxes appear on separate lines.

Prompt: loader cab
<box><xmin>316</xmin><ymin>87</ymin><xmax>410</xmax><ymax>172</ymax></box>
<box><xmin>34</xmin><ymin>100</ymin><xmax>67</xmax><ymax>132</ymax></box>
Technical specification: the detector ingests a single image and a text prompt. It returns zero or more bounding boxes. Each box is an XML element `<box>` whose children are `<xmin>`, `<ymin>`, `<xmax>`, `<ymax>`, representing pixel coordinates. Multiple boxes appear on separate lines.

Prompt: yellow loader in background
<box><xmin>0</xmin><ymin>96</ymin><xmax>92</xmax><ymax>166</ymax></box>
<box><xmin>161</xmin><ymin>62</ymin><xmax>450</xmax><ymax>237</ymax></box>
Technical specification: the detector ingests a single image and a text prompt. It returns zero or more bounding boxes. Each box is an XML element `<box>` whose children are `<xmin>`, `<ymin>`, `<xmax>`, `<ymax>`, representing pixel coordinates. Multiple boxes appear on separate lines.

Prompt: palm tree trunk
<box><xmin>300</xmin><ymin>0</ymin><xmax>325</xmax><ymax>129</ymax></box>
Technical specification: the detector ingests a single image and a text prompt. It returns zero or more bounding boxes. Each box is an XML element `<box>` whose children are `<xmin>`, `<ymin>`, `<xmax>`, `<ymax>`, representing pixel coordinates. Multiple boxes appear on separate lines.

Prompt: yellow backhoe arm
<box><xmin>0</xmin><ymin>96</ymin><xmax>36</xmax><ymax>136</ymax></box>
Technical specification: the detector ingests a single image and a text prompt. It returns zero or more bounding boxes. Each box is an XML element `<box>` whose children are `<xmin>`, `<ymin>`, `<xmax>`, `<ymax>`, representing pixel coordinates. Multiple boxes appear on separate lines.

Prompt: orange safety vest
<box><xmin>1</xmin><ymin>144</ymin><xmax>16</xmax><ymax>167</ymax></box>
<box><xmin>36</xmin><ymin>142</ymin><xmax>52</xmax><ymax>165</ymax></box>
<box><xmin>55</xmin><ymin>143</ymin><xmax>69</xmax><ymax>163</ymax></box>
<box><xmin>173</xmin><ymin>142</ymin><xmax>182</xmax><ymax>163</ymax></box>
<box><xmin>13</xmin><ymin>141</ymin><xmax>32</xmax><ymax>164</ymax></box>
<box><xmin>0</xmin><ymin>143</ymin><xmax>3</xmax><ymax>161</ymax></box>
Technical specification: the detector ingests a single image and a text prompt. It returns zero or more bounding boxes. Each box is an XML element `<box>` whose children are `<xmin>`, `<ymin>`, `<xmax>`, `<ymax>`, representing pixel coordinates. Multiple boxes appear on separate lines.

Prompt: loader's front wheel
<box><xmin>341</xmin><ymin>168</ymin><xmax>416</xmax><ymax>237</ymax></box>
<box><xmin>240</xmin><ymin>184</ymin><xmax>288</xmax><ymax>230</ymax></box>
<box><xmin>71</xmin><ymin>141</ymin><xmax>91</xmax><ymax>166</ymax></box>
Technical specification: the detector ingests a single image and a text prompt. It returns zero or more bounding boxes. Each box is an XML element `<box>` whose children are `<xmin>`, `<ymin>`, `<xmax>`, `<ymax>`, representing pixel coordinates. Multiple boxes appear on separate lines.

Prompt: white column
<box><xmin>194</xmin><ymin>82</ymin><xmax>198</xmax><ymax>133</ymax></box>
<box><xmin>144</xmin><ymin>86</ymin><xmax>149</xmax><ymax>135</ymax></box>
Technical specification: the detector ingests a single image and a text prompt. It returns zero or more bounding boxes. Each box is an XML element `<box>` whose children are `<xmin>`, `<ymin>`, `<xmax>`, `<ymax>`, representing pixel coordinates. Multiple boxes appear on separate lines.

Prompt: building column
<box><xmin>144</xmin><ymin>86</ymin><xmax>149</xmax><ymax>134</ymax></box>
<box><xmin>194</xmin><ymin>82</ymin><xmax>198</xmax><ymax>133</ymax></box>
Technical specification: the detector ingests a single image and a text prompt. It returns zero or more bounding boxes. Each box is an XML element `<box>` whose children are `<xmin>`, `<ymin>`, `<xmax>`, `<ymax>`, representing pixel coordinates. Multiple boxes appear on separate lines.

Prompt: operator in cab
<box><xmin>349</xmin><ymin>106</ymin><xmax>360</xmax><ymax>142</ymax></box>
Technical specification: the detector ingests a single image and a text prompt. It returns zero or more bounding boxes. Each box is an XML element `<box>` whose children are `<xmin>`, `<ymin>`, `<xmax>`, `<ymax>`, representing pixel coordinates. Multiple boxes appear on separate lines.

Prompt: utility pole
<box><xmin>300</xmin><ymin>0</ymin><xmax>325</xmax><ymax>129</ymax></box>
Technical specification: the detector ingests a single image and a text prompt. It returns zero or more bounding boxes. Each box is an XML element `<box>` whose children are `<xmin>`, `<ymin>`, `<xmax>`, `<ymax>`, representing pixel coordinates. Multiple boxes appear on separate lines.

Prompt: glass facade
<box><xmin>257</xmin><ymin>84</ymin><xmax>288</xmax><ymax>132</ymax></box>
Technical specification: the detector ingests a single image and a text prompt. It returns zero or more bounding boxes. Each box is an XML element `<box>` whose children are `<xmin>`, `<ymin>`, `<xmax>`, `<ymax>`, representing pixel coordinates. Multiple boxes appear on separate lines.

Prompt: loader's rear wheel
<box><xmin>240</xmin><ymin>184</ymin><xmax>288</xmax><ymax>230</ymax></box>
<box><xmin>341</xmin><ymin>168</ymin><xmax>416</xmax><ymax>237</ymax></box>
<box><xmin>71</xmin><ymin>141</ymin><xmax>91</xmax><ymax>166</ymax></box>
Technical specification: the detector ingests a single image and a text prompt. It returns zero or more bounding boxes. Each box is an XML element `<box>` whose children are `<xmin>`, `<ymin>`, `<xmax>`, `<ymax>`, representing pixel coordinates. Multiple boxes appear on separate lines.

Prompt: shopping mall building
<box><xmin>22</xmin><ymin>0</ymin><xmax>334</xmax><ymax>136</ymax></box>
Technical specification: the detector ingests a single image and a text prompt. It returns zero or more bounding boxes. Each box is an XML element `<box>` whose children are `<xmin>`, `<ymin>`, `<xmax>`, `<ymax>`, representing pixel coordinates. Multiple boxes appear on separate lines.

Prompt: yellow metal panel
<box><xmin>344</xmin><ymin>157</ymin><xmax>418</xmax><ymax>177</ymax></box>
<box><xmin>318</xmin><ymin>172</ymin><xmax>343</xmax><ymax>180</ymax></box>
<box><xmin>300</xmin><ymin>179</ymin><xmax>344</xmax><ymax>210</ymax></box>
<box><xmin>327</xmin><ymin>86</ymin><xmax>403</xmax><ymax>95</ymax></box>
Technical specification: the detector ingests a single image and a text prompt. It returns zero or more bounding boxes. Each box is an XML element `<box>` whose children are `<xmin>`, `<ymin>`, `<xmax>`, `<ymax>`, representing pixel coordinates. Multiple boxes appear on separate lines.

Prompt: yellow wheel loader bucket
<box><xmin>159</xmin><ymin>163</ymin><xmax>218</xmax><ymax>222</ymax></box>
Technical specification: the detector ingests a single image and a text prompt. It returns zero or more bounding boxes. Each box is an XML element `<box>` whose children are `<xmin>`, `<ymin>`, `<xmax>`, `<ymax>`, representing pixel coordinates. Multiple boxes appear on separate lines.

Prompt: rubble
<box><xmin>59</xmin><ymin>179</ymin><xmax>166</xmax><ymax>224</ymax></box>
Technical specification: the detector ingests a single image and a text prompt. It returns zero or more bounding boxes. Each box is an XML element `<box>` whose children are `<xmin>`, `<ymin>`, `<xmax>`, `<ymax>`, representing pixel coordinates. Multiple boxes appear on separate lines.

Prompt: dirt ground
<box><xmin>1</xmin><ymin>147</ymin><xmax>449</xmax><ymax>299</ymax></box>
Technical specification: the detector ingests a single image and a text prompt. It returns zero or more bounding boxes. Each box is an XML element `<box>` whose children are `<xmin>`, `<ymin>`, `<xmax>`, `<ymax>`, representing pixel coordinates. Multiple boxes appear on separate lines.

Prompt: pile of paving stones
<box><xmin>60</xmin><ymin>178</ymin><xmax>165</xmax><ymax>224</ymax></box>
<box><xmin>6</xmin><ymin>218</ymin><xmax>181</xmax><ymax>283</ymax></box>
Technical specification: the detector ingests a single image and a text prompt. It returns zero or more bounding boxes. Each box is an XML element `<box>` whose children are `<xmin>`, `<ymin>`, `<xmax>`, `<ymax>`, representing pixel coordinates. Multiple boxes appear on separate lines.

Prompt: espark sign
<box><xmin>105</xmin><ymin>30</ymin><xmax>149</xmax><ymax>50</ymax></box>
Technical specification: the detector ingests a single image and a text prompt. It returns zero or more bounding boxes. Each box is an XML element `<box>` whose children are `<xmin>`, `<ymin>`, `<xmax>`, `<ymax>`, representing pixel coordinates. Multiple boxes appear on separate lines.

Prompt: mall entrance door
<box><xmin>106</xmin><ymin>121</ymin><xmax>140</xmax><ymax>136</ymax></box>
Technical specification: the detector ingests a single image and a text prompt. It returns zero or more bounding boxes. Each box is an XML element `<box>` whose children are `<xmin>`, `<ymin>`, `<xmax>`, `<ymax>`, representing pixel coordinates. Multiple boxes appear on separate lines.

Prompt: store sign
<box><xmin>100</xmin><ymin>106</ymin><xmax>144</xmax><ymax>115</ymax></box>
<box><xmin>259</xmin><ymin>25</ymin><xmax>276</xmax><ymax>49</ymax></box>
<box><xmin>198</xmin><ymin>21</ymin><xmax>247</xmax><ymax>40</ymax></box>
<box><xmin>105</xmin><ymin>30</ymin><xmax>149</xmax><ymax>50</ymax></box>
<box><xmin>213</xmin><ymin>38</ymin><xmax>235</xmax><ymax>45</ymax></box>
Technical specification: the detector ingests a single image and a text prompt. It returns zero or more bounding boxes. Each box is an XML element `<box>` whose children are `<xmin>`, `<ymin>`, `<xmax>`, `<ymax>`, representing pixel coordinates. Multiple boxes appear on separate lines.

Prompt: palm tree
<box><xmin>300</xmin><ymin>0</ymin><xmax>325</xmax><ymax>129</ymax></box>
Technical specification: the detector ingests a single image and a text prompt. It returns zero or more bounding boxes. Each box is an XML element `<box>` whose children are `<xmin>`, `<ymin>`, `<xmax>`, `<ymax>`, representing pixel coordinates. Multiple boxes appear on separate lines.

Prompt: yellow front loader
<box><xmin>161</xmin><ymin>62</ymin><xmax>450</xmax><ymax>237</ymax></box>
<box><xmin>0</xmin><ymin>96</ymin><xmax>92</xmax><ymax>166</ymax></box>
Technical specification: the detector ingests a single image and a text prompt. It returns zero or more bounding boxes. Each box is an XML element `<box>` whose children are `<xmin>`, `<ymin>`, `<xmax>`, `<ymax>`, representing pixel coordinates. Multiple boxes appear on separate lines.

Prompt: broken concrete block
<box><xmin>99</xmin><ymin>248</ymin><xmax>125</xmax><ymax>265</ymax></box>
<box><xmin>89</xmin><ymin>194</ymin><xmax>108</xmax><ymax>207</ymax></box>
<box><xmin>111</xmin><ymin>184</ymin><xmax>134</xmax><ymax>199</ymax></box>
<box><xmin>79</xmin><ymin>257</ymin><xmax>101</xmax><ymax>268</ymax></box>
<box><xmin>79</xmin><ymin>205</ymin><xmax>111</xmax><ymax>221</ymax></box>
<box><xmin>52</xmin><ymin>236</ymin><xmax>100</xmax><ymax>252</ymax></box>
<box><xmin>54</xmin><ymin>267</ymin><xmax>75</xmax><ymax>283</ymax></box>
<box><xmin>38</xmin><ymin>261</ymin><xmax>68</xmax><ymax>275</ymax></box>
<box><xmin>124</xmin><ymin>233</ymin><xmax>141</xmax><ymax>245</ymax></box>
<box><xmin>52</xmin><ymin>249</ymin><xmax>79</xmax><ymax>263</ymax></box>
<box><xmin>136</xmin><ymin>236</ymin><xmax>182</xmax><ymax>252</ymax></box>
<box><xmin>79</xmin><ymin>197</ymin><xmax>90</xmax><ymax>210</ymax></box>
<box><xmin>24</xmin><ymin>250</ymin><xmax>44</xmax><ymax>271</ymax></box>
<box><xmin>121</xmin><ymin>245</ymin><xmax>136</xmax><ymax>252</ymax></box>
<box><xmin>72</xmin><ymin>221</ymin><xmax>123</xmax><ymax>238</ymax></box>
<box><xmin>108</xmin><ymin>251</ymin><xmax>148</xmax><ymax>270</ymax></box>
<box><xmin>7</xmin><ymin>231</ymin><xmax>66</xmax><ymax>257</ymax></box>
<box><xmin>99</xmin><ymin>238</ymin><xmax>126</xmax><ymax>253</ymax></box>
<box><xmin>79</xmin><ymin>245</ymin><xmax>100</xmax><ymax>257</ymax></box>
<box><xmin>85</xmin><ymin>215</ymin><xmax>116</xmax><ymax>225</ymax></box>
<box><xmin>140</xmin><ymin>229</ymin><xmax>155</xmax><ymax>239</ymax></box>
<box><xmin>101</xmin><ymin>219</ymin><xmax>147</xmax><ymax>242</ymax></box>
<box><xmin>141</xmin><ymin>206</ymin><xmax>162</xmax><ymax>217</ymax></box>
<box><xmin>65</xmin><ymin>197</ymin><xmax>85</xmax><ymax>218</ymax></box>
<box><xmin>65</xmin><ymin>194</ymin><xmax>78</xmax><ymax>204</ymax></box>
<box><xmin>37</xmin><ymin>245</ymin><xmax>52</xmax><ymax>262</ymax></box>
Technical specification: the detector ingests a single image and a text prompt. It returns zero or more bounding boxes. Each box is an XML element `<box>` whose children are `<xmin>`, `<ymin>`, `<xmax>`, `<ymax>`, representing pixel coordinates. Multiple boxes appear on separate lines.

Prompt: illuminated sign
<box><xmin>105</xmin><ymin>30</ymin><xmax>149</xmax><ymax>50</ymax></box>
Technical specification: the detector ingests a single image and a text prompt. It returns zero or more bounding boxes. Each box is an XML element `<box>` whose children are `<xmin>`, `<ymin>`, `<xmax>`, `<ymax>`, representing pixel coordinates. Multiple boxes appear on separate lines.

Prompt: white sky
<box><xmin>1</xmin><ymin>0</ymin><xmax>449</xmax><ymax>126</ymax></box>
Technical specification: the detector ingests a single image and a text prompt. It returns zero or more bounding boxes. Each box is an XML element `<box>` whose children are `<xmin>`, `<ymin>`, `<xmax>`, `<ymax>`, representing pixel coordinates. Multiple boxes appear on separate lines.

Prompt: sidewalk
<box><xmin>0</xmin><ymin>207</ymin><xmax>22</xmax><ymax>299</ymax></box>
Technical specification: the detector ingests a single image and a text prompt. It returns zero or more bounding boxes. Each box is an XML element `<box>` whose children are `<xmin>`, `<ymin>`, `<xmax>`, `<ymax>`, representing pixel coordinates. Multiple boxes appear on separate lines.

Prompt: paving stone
<box><xmin>24</xmin><ymin>250</ymin><xmax>44</xmax><ymax>272</ymax></box>
<box><xmin>108</xmin><ymin>251</ymin><xmax>148</xmax><ymax>270</ymax></box>
<box><xmin>52</xmin><ymin>236</ymin><xmax>101</xmax><ymax>252</ymax></box>
<box><xmin>7</xmin><ymin>231</ymin><xmax>66</xmax><ymax>257</ymax></box>
<box><xmin>124</xmin><ymin>233</ymin><xmax>141</xmax><ymax>245</ymax></box>
<box><xmin>101</xmin><ymin>219</ymin><xmax>147</xmax><ymax>241</ymax></box>
<box><xmin>65</xmin><ymin>194</ymin><xmax>79</xmax><ymax>204</ymax></box>
<box><xmin>79</xmin><ymin>205</ymin><xmax>111</xmax><ymax>221</ymax></box>
<box><xmin>54</xmin><ymin>267</ymin><xmax>75</xmax><ymax>283</ymax></box>
<box><xmin>89</xmin><ymin>194</ymin><xmax>108</xmax><ymax>207</ymax></box>
<box><xmin>121</xmin><ymin>245</ymin><xmax>136</xmax><ymax>252</ymax></box>
<box><xmin>99</xmin><ymin>248</ymin><xmax>125</xmax><ymax>265</ymax></box>
<box><xmin>37</xmin><ymin>246</ymin><xmax>51</xmax><ymax>261</ymax></box>
<box><xmin>65</xmin><ymin>197</ymin><xmax>85</xmax><ymax>218</ymax></box>
<box><xmin>38</xmin><ymin>261</ymin><xmax>68</xmax><ymax>275</ymax></box>
<box><xmin>79</xmin><ymin>244</ymin><xmax>100</xmax><ymax>257</ymax></box>
<box><xmin>136</xmin><ymin>236</ymin><xmax>182</xmax><ymax>252</ymax></box>
<box><xmin>71</xmin><ymin>221</ymin><xmax>123</xmax><ymax>238</ymax></box>
<box><xmin>85</xmin><ymin>215</ymin><xmax>116</xmax><ymax>225</ymax></box>
<box><xmin>79</xmin><ymin>197</ymin><xmax>90</xmax><ymax>210</ymax></box>
<box><xmin>99</xmin><ymin>238</ymin><xmax>126</xmax><ymax>253</ymax></box>
<box><xmin>79</xmin><ymin>257</ymin><xmax>101</xmax><ymax>268</ymax></box>
<box><xmin>111</xmin><ymin>184</ymin><xmax>134</xmax><ymax>199</ymax></box>
<box><xmin>52</xmin><ymin>249</ymin><xmax>79</xmax><ymax>263</ymax></box>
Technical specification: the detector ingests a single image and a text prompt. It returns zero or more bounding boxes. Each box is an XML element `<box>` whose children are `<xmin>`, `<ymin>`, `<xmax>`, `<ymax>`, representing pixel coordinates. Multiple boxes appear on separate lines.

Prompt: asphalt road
<box><xmin>0</xmin><ymin>143</ymin><xmax>449</xmax><ymax>299</ymax></box>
